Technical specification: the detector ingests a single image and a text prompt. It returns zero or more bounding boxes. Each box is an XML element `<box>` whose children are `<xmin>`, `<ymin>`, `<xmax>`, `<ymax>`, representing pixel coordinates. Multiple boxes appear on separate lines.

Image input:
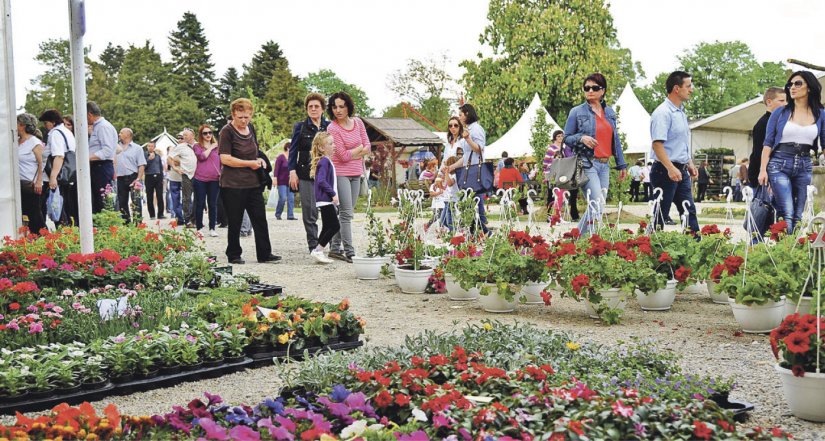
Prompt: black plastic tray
<box><xmin>248</xmin><ymin>283</ymin><xmax>283</xmax><ymax>297</ymax></box>
<box><xmin>711</xmin><ymin>394</ymin><xmax>755</xmax><ymax>422</ymax></box>
<box><xmin>0</xmin><ymin>358</ymin><xmax>252</xmax><ymax>415</ymax></box>
<box><xmin>248</xmin><ymin>340</ymin><xmax>364</xmax><ymax>367</ymax></box>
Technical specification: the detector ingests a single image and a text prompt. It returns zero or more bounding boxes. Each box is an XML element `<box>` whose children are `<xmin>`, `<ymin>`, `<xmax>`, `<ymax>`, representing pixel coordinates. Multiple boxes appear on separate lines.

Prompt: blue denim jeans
<box><xmin>439</xmin><ymin>205</ymin><xmax>454</xmax><ymax>231</ymax></box>
<box><xmin>767</xmin><ymin>151</ymin><xmax>812</xmax><ymax>233</ymax></box>
<box><xmin>650</xmin><ymin>162</ymin><xmax>699</xmax><ymax>233</ymax></box>
<box><xmin>169</xmin><ymin>180</ymin><xmax>183</xmax><ymax>224</ymax></box>
<box><xmin>192</xmin><ymin>179</ymin><xmax>220</xmax><ymax>230</ymax></box>
<box><xmin>578</xmin><ymin>160</ymin><xmax>610</xmax><ymax>235</ymax></box>
<box><xmin>275</xmin><ymin>184</ymin><xmax>295</xmax><ymax>219</ymax></box>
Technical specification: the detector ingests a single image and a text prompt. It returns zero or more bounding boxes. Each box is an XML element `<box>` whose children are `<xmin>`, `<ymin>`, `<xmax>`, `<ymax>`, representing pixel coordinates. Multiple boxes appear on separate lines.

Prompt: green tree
<box><xmin>529</xmin><ymin>109</ymin><xmax>551</xmax><ymax>165</ymax></box>
<box><xmin>388</xmin><ymin>54</ymin><xmax>456</xmax><ymax>107</ymax></box>
<box><xmin>98</xmin><ymin>43</ymin><xmax>125</xmax><ymax>78</ymax></box>
<box><xmin>382</xmin><ymin>96</ymin><xmax>451</xmax><ymax>131</ymax></box>
<box><xmin>461</xmin><ymin>0</ymin><xmax>641</xmax><ymax>141</ymax></box>
<box><xmin>301</xmin><ymin>69</ymin><xmax>374</xmax><ymax>116</ymax></box>
<box><xmin>107</xmin><ymin>42</ymin><xmax>203</xmax><ymax>142</ymax></box>
<box><xmin>241</xmin><ymin>40</ymin><xmax>286</xmax><ymax>101</ymax></box>
<box><xmin>168</xmin><ymin>11</ymin><xmax>220</xmax><ymax>124</ymax></box>
<box><xmin>261</xmin><ymin>59</ymin><xmax>306</xmax><ymax>138</ymax></box>
<box><xmin>24</xmin><ymin>39</ymin><xmax>73</xmax><ymax>118</ymax></box>
<box><xmin>86</xmin><ymin>59</ymin><xmax>116</xmax><ymax>115</ymax></box>
<box><xmin>637</xmin><ymin>41</ymin><xmax>787</xmax><ymax>119</ymax></box>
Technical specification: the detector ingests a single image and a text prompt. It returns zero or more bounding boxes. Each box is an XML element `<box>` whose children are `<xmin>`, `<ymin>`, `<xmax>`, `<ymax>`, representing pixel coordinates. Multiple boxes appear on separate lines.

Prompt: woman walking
<box><xmin>443</xmin><ymin>116</ymin><xmax>465</xmax><ymax>163</ymax></box>
<box><xmin>310</xmin><ymin>132</ymin><xmax>339</xmax><ymax>264</ymax></box>
<box><xmin>758</xmin><ymin>70</ymin><xmax>825</xmax><ymax>234</ymax></box>
<box><xmin>218</xmin><ymin>98</ymin><xmax>279</xmax><ymax>264</ymax></box>
<box><xmin>17</xmin><ymin>113</ymin><xmax>46</xmax><ymax>234</ymax></box>
<box><xmin>273</xmin><ymin>143</ymin><xmax>295</xmax><ymax>220</ymax></box>
<box><xmin>327</xmin><ymin>91</ymin><xmax>371</xmax><ymax>262</ymax></box>
<box><xmin>563</xmin><ymin>73</ymin><xmax>627</xmax><ymax>234</ymax></box>
<box><xmin>448</xmin><ymin>104</ymin><xmax>489</xmax><ymax>235</ymax></box>
<box><xmin>193</xmin><ymin>124</ymin><xmax>221</xmax><ymax>236</ymax></box>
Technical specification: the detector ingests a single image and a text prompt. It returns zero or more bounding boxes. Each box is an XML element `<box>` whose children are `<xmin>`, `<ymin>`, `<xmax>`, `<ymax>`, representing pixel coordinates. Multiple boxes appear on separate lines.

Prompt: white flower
<box><xmin>61</xmin><ymin>289</ymin><xmax>73</xmax><ymax>296</ymax></box>
<box><xmin>411</xmin><ymin>407</ymin><xmax>428</xmax><ymax>422</ymax></box>
<box><xmin>164</xmin><ymin>285</ymin><xmax>174</xmax><ymax>291</ymax></box>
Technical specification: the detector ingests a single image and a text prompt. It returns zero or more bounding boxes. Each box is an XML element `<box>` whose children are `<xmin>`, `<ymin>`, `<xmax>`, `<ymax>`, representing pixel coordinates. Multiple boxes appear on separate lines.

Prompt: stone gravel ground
<box><xmin>3</xmin><ymin>201</ymin><xmax>823</xmax><ymax>440</ymax></box>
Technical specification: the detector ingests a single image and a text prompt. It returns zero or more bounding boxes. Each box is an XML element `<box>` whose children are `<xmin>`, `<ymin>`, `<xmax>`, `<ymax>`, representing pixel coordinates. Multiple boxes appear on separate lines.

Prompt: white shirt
<box><xmin>18</xmin><ymin>136</ymin><xmax>42</xmax><ymax>182</ymax></box>
<box><xmin>44</xmin><ymin>124</ymin><xmax>76</xmax><ymax>182</ymax></box>
<box><xmin>642</xmin><ymin>166</ymin><xmax>651</xmax><ymax>183</ymax></box>
<box><xmin>780</xmin><ymin>121</ymin><xmax>818</xmax><ymax>145</ymax></box>
<box><xmin>430</xmin><ymin>183</ymin><xmax>445</xmax><ymax>209</ymax></box>
<box><xmin>442</xmin><ymin>139</ymin><xmax>465</xmax><ymax>164</ymax></box>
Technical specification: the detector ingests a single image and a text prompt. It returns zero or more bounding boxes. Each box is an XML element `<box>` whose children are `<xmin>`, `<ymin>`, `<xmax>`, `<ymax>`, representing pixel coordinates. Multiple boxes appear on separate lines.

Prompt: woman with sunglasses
<box><xmin>193</xmin><ymin>124</ymin><xmax>221</xmax><ymax>237</ymax></box>
<box><xmin>757</xmin><ymin>70</ymin><xmax>825</xmax><ymax>234</ymax></box>
<box><xmin>563</xmin><ymin>73</ymin><xmax>627</xmax><ymax>235</ymax></box>
<box><xmin>443</xmin><ymin>116</ymin><xmax>465</xmax><ymax>164</ymax></box>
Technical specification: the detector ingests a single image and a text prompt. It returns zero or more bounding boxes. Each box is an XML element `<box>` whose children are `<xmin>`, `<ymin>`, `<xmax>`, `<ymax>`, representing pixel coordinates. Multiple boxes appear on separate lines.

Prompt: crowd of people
<box><xmin>15</xmin><ymin>69</ymin><xmax>825</xmax><ymax>263</ymax></box>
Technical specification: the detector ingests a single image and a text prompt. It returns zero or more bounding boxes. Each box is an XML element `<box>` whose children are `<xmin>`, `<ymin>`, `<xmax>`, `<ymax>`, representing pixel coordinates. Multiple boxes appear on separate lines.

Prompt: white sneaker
<box><xmin>209</xmin><ymin>229</ymin><xmax>218</xmax><ymax>237</ymax></box>
<box><xmin>311</xmin><ymin>249</ymin><xmax>333</xmax><ymax>264</ymax></box>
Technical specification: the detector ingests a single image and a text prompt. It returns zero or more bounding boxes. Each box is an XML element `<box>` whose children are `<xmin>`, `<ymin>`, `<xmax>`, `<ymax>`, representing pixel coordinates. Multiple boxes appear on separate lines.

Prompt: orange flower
<box><xmin>241</xmin><ymin>303</ymin><xmax>257</xmax><ymax>321</ymax></box>
<box><xmin>338</xmin><ymin>298</ymin><xmax>350</xmax><ymax>311</ymax></box>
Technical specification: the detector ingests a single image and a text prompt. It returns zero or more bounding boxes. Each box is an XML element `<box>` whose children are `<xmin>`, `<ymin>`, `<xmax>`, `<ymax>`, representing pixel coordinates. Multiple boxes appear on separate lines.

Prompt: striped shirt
<box><xmin>329</xmin><ymin>117</ymin><xmax>371</xmax><ymax>177</ymax></box>
<box><xmin>543</xmin><ymin>144</ymin><xmax>561</xmax><ymax>173</ymax></box>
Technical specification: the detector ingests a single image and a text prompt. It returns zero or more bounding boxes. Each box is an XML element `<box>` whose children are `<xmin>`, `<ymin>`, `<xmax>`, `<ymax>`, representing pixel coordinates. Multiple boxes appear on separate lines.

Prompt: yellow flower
<box><xmin>267</xmin><ymin>310</ymin><xmax>283</xmax><ymax>322</ymax></box>
<box><xmin>320</xmin><ymin>435</ymin><xmax>337</xmax><ymax>441</ymax></box>
<box><xmin>482</xmin><ymin>323</ymin><xmax>493</xmax><ymax>331</ymax></box>
<box><xmin>257</xmin><ymin>324</ymin><xmax>270</xmax><ymax>333</ymax></box>
<box><xmin>277</xmin><ymin>333</ymin><xmax>290</xmax><ymax>344</ymax></box>
<box><xmin>566</xmin><ymin>342</ymin><xmax>581</xmax><ymax>351</ymax></box>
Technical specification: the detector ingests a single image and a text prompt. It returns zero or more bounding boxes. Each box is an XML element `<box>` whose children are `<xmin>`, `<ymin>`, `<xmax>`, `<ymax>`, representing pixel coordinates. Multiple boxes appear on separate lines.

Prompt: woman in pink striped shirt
<box><xmin>326</xmin><ymin>92</ymin><xmax>371</xmax><ymax>262</ymax></box>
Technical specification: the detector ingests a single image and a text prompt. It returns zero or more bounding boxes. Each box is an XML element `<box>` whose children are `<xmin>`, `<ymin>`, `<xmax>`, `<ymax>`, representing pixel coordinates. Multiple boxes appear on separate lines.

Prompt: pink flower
<box><xmin>28</xmin><ymin>321</ymin><xmax>44</xmax><ymax>334</ymax></box>
<box><xmin>197</xmin><ymin>418</ymin><xmax>228</xmax><ymax>440</ymax></box>
<box><xmin>228</xmin><ymin>425</ymin><xmax>261</xmax><ymax>441</ymax></box>
<box><xmin>611</xmin><ymin>400</ymin><xmax>634</xmax><ymax>418</ymax></box>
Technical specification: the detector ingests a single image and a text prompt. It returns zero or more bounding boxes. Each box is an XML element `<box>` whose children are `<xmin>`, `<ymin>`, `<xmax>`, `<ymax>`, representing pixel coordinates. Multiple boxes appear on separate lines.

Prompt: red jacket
<box><xmin>499</xmin><ymin>167</ymin><xmax>523</xmax><ymax>189</ymax></box>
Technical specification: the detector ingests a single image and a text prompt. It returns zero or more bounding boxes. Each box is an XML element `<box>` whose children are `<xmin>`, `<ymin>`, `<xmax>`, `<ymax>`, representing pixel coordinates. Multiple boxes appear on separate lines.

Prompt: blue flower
<box><xmin>262</xmin><ymin>397</ymin><xmax>285</xmax><ymax>415</ymax></box>
<box><xmin>330</xmin><ymin>384</ymin><xmax>351</xmax><ymax>402</ymax></box>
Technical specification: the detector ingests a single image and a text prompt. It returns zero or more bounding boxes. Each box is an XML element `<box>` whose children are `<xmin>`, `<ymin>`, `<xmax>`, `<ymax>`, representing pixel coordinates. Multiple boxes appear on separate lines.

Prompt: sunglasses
<box><xmin>583</xmin><ymin>85</ymin><xmax>604</xmax><ymax>92</ymax></box>
<box><xmin>176</xmin><ymin>136</ymin><xmax>184</xmax><ymax>140</ymax></box>
<box><xmin>787</xmin><ymin>80</ymin><xmax>806</xmax><ymax>89</ymax></box>
<box><xmin>202</xmin><ymin>131</ymin><xmax>213</xmax><ymax>135</ymax></box>
<box><xmin>448</xmin><ymin>124</ymin><xmax>459</xmax><ymax>128</ymax></box>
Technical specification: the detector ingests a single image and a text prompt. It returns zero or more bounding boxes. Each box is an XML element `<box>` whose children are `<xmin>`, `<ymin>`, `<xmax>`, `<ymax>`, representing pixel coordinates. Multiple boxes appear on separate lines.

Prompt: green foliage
<box><xmin>261</xmin><ymin>59</ymin><xmax>307</xmax><ymax>137</ymax></box>
<box><xmin>217</xmin><ymin>67</ymin><xmax>241</xmax><ymax>105</ymax></box>
<box><xmin>382</xmin><ymin>96</ymin><xmax>450</xmax><ymax>131</ymax></box>
<box><xmin>168</xmin><ymin>11</ymin><xmax>221</xmax><ymax>125</ymax></box>
<box><xmin>107</xmin><ymin>42</ymin><xmax>204</xmax><ymax>141</ymax></box>
<box><xmin>388</xmin><ymin>54</ymin><xmax>455</xmax><ymax>108</ymax></box>
<box><xmin>98</xmin><ymin>43</ymin><xmax>125</xmax><ymax>77</ymax></box>
<box><xmin>529</xmin><ymin>109</ymin><xmax>551</xmax><ymax>165</ymax></box>
<box><xmin>461</xmin><ymin>0</ymin><xmax>641</xmax><ymax>141</ymax></box>
<box><xmin>240</xmin><ymin>40</ymin><xmax>287</xmax><ymax>101</ymax></box>
<box><xmin>24</xmin><ymin>39</ymin><xmax>74</xmax><ymax>118</ymax></box>
<box><xmin>302</xmin><ymin>69</ymin><xmax>374</xmax><ymax>116</ymax></box>
<box><xmin>637</xmin><ymin>41</ymin><xmax>787</xmax><ymax>118</ymax></box>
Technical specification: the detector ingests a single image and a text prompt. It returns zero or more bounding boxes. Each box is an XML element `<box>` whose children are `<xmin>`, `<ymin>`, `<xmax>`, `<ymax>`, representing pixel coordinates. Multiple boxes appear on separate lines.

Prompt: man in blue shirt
<box><xmin>649</xmin><ymin>71</ymin><xmax>699</xmax><ymax>233</ymax></box>
<box><xmin>87</xmin><ymin>101</ymin><xmax>118</xmax><ymax>213</ymax></box>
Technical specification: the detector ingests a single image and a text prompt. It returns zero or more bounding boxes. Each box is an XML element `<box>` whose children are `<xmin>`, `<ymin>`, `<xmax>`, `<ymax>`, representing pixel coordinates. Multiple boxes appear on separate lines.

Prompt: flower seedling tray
<box><xmin>248</xmin><ymin>339</ymin><xmax>364</xmax><ymax>367</ymax></box>
<box><xmin>213</xmin><ymin>265</ymin><xmax>233</xmax><ymax>274</ymax></box>
<box><xmin>0</xmin><ymin>358</ymin><xmax>253</xmax><ymax>415</ymax></box>
<box><xmin>247</xmin><ymin>283</ymin><xmax>283</xmax><ymax>297</ymax></box>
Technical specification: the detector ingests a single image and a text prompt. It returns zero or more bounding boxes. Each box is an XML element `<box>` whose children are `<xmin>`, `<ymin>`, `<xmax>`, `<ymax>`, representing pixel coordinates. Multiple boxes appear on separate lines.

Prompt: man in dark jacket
<box><xmin>749</xmin><ymin>87</ymin><xmax>786</xmax><ymax>188</ymax></box>
<box><xmin>288</xmin><ymin>93</ymin><xmax>330</xmax><ymax>253</ymax></box>
<box><xmin>695</xmin><ymin>161</ymin><xmax>711</xmax><ymax>202</ymax></box>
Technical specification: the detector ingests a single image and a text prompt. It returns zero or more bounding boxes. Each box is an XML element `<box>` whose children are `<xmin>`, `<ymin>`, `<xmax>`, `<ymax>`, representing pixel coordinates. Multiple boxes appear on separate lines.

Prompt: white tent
<box><xmin>143</xmin><ymin>129</ymin><xmax>180</xmax><ymax>158</ymax></box>
<box><xmin>486</xmin><ymin>93</ymin><xmax>561</xmax><ymax>160</ymax></box>
<box><xmin>615</xmin><ymin>83</ymin><xmax>652</xmax><ymax>161</ymax></box>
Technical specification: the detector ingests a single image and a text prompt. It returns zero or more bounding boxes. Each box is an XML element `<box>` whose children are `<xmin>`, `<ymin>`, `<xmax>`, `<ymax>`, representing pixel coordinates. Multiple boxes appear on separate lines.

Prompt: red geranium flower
<box><xmin>674</xmin><ymin>266</ymin><xmax>691</xmax><ymax>283</ymax></box>
<box><xmin>374</xmin><ymin>390</ymin><xmax>393</xmax><ymax>408</ymax></box>
<box><xmin>700</xmin><ymin>224</ymin><xmax>721</xmax><ymax>235</ymax></box>
<box><xmin>9</xmin><ymin>302</ymin><xmax>20</xmax><ymax>311</ymax></box>
<box><xmin>658</xmin><ymin>252</ymin><xmax>673</xmax><ymax>264</ymax></box>
<box><xmin>571</xmin><ymin>274</ymin><xmax>590</xmax><ymax>295</ymax></box>
<box><xmin>692</xmin><ymin>421</ymin><xmax>712</xmax><ymax>440</ymax></box>
<box><xmin>769</xmin><ymin>220</ymin><xmax>788</xmax><ymax>237</ymax></box>
<box><xmin>449</xmin><ymin>236</ymin><xmax>466</xmax><ymax>247</ymax></box>
<box><xmin>791</xmin><ymin>364</ymin><xmax>806</xmax><ymax>377</ymax></box>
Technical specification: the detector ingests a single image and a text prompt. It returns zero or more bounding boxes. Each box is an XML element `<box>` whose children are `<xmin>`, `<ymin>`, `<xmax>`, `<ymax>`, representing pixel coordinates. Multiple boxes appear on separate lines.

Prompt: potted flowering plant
<box><xmin>394</xmin><ymin>232</ymin><xmax>433</xmax><ymax>294</ymax></box>
<box><xmin>443</xmin><ymin>234</ymin><xmax>481</xmax><ymax>301</ymax></box>
<box><xmin>507</xmin><ymin>230</ymin><xmax>553</xmax><ymax>304</ymax></box>
<box><xmin>692</xmin><ymin>225</ymin><xmax>735</xmax><ymax>302</ymax></box>
<box><xmin>770</xmin><ymin>313</ymin><xmax>825</xmax><ymax>422</ymax></box>
<box><xmin>448</xmin><ymin>232</ymin><xmax>533</xmax><ymax>313</ymax></box>
<box><xmin>224</xmin><ymin>325</ymin><xmax>249</xmax><ymax>362</ymax></box>
<box><xmin>353</xmin><ymin>206</ymin><xmax>391</xmax><ymax>280</ymax></box>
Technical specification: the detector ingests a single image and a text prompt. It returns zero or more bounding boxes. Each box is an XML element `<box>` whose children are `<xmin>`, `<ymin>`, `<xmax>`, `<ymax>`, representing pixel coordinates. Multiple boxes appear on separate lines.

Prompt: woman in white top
<box><xmin>17</xmin><ymin>113</ymin><xmax>45</xmax><ymax>234</ymax></box>
<box><xmin>442</xmin><ymin>116</ymin><xmax>465</xmax><ymax>164</ymax></box>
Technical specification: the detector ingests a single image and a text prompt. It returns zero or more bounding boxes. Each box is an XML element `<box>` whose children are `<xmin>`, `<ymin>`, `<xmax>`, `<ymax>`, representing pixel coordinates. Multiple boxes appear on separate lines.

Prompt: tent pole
<box><xmin>69</xmin><ymin>0</ymin><xmax>94</xmax><ymax>253</ymax></box>
<box><xmin>0</xmin><ymin>0</ymin><xmax>21</xmax><ymax>239</ymax></box>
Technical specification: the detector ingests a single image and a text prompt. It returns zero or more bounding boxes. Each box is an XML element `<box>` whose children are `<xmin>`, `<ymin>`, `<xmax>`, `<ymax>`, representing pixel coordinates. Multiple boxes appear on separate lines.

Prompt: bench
<box><xmin>403</xmin><ymin>180</ymin><xmax>431</xmax><ymax>197</ymax></box>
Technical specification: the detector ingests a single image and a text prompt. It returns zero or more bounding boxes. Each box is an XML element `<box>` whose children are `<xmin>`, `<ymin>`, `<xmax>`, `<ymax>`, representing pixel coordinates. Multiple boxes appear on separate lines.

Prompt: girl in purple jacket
<box><xmin>310</xmin><ymin>132</ymin><xmax>340</xmax><ymax>264</ymax></box>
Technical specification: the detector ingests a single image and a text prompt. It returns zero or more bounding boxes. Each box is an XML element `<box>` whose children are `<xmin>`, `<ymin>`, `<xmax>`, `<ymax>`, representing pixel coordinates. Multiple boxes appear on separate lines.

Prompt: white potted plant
<box><xmin>771</xmin><ymin>313</ymin><xmax>825</xmax><ymax>422</ymax></box>
<box><xmin>352</xmin><ymin>206</ymin><xmax>390</xmax><ymax>280</ymax></box>
<box><xmin>394</xmin><ymin>234</ymin><xmax>434</xmax><ymax>294</ymax></box>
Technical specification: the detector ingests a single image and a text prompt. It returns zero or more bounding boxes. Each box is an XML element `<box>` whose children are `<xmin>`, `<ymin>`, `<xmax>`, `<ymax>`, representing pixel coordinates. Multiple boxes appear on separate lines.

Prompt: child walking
<box><xmin>310</xmin><ymin>132</ymin><xmax>340</xmax><ymax>264</ymax></box>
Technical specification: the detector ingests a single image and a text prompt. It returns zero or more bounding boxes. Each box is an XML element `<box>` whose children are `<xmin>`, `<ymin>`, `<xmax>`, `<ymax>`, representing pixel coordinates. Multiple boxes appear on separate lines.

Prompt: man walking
<box><xmin>649</xmin><ymin>71</ymin><xmax>699</xmax><ymax>233</ymax></box>
<box><xmin>168</xmin><ymin>129</ymin><xmax>197</xmax><ymax>226</ymax></box>
<box><xmin>289</xmin><ymin>93</ymin><xmax>329</xmax><ymax>253</ymax></box>
<box><xmin>115</xmin><ymin>128</ymin><xmax>146</xmax><ymax>223</ymax></box>
<box><xmin>749</xmin><ymin>87</ymin><xmax>787</xmax><ymax>189</ymax></box>
<box><xmin>144</xmin><ymin>141</ymin><xmax>165</xmax><ymax>219</ymax></box>
<box><xmin>628</xmin><ymin>160</ymin><xmax>643</xmax><ymax>202</ymax></box>
<box><xmin>87</xmin><ymin>101</ymin><xmax>118</xmax><ymax>213</ymax></box>
<box><xmin>696</xmin><ymin>161</ymin><xmax>711</xmax><ymax>202</ymax></box>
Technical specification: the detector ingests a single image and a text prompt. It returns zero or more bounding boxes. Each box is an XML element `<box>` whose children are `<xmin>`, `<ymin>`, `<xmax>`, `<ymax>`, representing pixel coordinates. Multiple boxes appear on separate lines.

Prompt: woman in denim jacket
<box><xmin>563</xmin><ymin>73</ymin><xmax>627</xmax><ymax>235</ymax></box>
<box><xmin>757</xmin><ymin>70</ymin><xmax>825</xmax><ymax>234</ymax></box>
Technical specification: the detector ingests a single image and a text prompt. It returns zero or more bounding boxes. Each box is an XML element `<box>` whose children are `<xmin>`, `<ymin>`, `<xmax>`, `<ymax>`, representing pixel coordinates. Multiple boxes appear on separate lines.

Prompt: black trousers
<box><xmin>696</xmin><ymin>183</ymin><xmax>708</xmax><ymax>202</ymax></box>
<box><xmin>221</xmin><ymin>187</ymin><xmax>272</xmax><ymax>261</ymax></box>
<box><xmin>568</xmin><ymin>188</ymin><xmax>580</xmax><ymax>221</ymax></box>
<box><xmin>117</xmin><ymin>173</ymin><xmax>138</xmax><ymax>223</ymax></box>
<box><xmin>20</xmin><ymin>181</ymin><xmax>46</xmax><ymax>234</ymax></box>
<box><xmin>145</xmin><ymin>173</ymin><xmax>164</xmax><ymax>218</ymax></box>
<box><xmin>182</xmin><ymin>174</ymin><xmax>193</xmax><ymax>224</ymax></box>
<box><xmin>629</xmin><ymin>180</ymin><xmax>641</xmax><ymax>201</ymax></box>
<box><xmin>317</xmin><ymin>204</ymin><xmax>340</xmax><ymax>248</ymax></box>
<box><xmin>90</xmin><ymin>161</ymin><xmax>114</xmax><ymax>213</ymax></box>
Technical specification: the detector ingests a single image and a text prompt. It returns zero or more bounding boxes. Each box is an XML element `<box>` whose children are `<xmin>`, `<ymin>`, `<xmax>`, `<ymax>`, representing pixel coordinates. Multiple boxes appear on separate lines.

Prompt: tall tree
<box><xmin>218</xmin><ymin>67</ymin><xmax>241</xmax><ymax>104</ymax></box>
<box><xmin>261</xmin><ymin>59</ymin><xmax>307</xmax><ymax>139</ymax></box>
<box><xmin>388</xmin><ymin>54</ymin><xmax>456</xmax><ymax>108</ymax></box>
<box><xmin>461</xmin><ymin>0</ymin><xmax>641</xmax><ymax>141</ymax></box>
<box><xmin>301</xmin><ymin>69</ymin><xmax>374</xmax><ymax>116</ymax></box>
<box><xmin>24</xmin><ymin>39</ymin><xmax>73</xmax><ymax>118</ymax></box>
<box><xmin>168</xmin><ymin>11</ymin><xmax>220</xmax><ymax>124</ymax></box>
<box><xmin>241</xmin><ymin>41</ymin><xmax>286</xmax><ymax>101</ymax></box>
<box><xmin>637</xmin><ymin>41</ymin><xmax>787</xmax><ymax>119</ymax></box>
<box><xmin>98</xmin><ymin>43</ymin><xmax>125</xmax><ymax>78</ymax></box>
<box><xmin>108</xmin><ymin>42</ymin><xmax>203</xmax><ymax>142</ymax></box>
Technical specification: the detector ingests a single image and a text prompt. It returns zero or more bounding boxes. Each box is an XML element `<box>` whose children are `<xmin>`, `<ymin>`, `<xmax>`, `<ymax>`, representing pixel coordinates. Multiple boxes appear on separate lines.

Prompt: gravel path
<box><xmin>3</xmin><ymin>202</ymin><xmax>822</xmax><ymax>439</ymax></box>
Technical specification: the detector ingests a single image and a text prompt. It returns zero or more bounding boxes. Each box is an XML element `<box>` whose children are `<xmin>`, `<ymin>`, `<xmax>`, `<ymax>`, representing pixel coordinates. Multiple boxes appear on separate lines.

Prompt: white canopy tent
<box><xmin>689</xmin><ymin>73</ymin><xmax>825</xmax><ymax>160</ymax></box>
<box><xmin>485</xmin><ymin>93</ymin><xmax>561</xmax><ymax>160</ymax></box>
<box><xmin>615</xmin><ymin>83</ymin><xmax>652</xmax><ymax>161</ymax></box>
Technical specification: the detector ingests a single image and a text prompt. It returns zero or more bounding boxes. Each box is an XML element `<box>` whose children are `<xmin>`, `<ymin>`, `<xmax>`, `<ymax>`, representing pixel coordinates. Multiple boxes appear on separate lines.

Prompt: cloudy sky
<box><xmin>8</xmin><ymin>0</ymin><xmax>825</xmax><ymax>114</ymax></box>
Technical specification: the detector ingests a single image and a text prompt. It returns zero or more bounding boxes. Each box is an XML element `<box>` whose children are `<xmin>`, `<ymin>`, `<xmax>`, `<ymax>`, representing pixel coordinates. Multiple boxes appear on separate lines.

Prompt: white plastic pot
<box><xmin>445</xmin><ymin>274</ymin><xmax>479</xmax><ymax>301</ymax></box>
<box><xmin>783</xmin><ymin>296</ymin><xmax>813</xmax><ymax>317</ymax></box>
<box><xmin>394</xmin><ymin>266</ymin><xmax>433</xmax><ymax>294</ymax></box>
<box><xmin>351</xmin><ymin>256</ymin><xmax>386</xmax><ymax>280</ymax></box>
<box><xmin>584</xmin><ymin>288</ymin><xmax>627</xmax><ymax>319</ymax></box>
<box><xmin>728</xmin><ymin>297</ymin><xmax>785</xmax><ymax>334</ymax></box>
<box><xmin>635</xmin><ymin>279</ymin><xmax>677</xmax><ymax>311</ymax></box>
<box><xmin>775</xmin><ymin>364</ymin><xmax>825</xmax><ymax>422</ymax></box>
<box><xmin>478</xmin><ymin>284</ymin><xmax>517</xmax><ymax>313</ymax></box>
<box><xmin>706</xmin><ymin>280</ymin><xmax>730</xmax><ymax>304</ymax></box>
<box><xmin>520</xmin><ymin>280</ymin><xmax>550</xmax><ymax>305</ymax></box>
